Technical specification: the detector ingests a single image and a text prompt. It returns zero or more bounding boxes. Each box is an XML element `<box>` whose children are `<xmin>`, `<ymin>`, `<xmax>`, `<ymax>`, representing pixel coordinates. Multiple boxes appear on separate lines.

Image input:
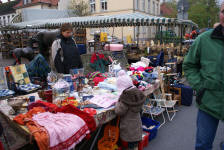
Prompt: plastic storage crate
<box><xmin>120</xmin><ymin>131</ymin><xmax>150</xmax><ymax>150</ymax></box>
<box><xmin>141</xmin><ymin>117</ymin><xmax>160</xmax><ymax>141</ymax></box>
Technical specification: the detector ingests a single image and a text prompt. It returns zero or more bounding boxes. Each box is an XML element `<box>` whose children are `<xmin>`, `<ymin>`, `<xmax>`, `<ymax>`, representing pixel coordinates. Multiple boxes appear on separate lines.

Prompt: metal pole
<box><xmin>122</xmin><ymin>26</ymin><xmax>124</xmax><ymax>43</ymax></box>
<box><xmin>89</xmin><ymin>125</ymin><xmax>103</xmax><ymax>150</ymax></box>
<box><xmin>160</xmin><ymin>25</ymin><xmax>162</xmax><ymax>44</ymax></box>
<box><xmin>180</xmin><ymin>25</ymin><xmax>183</xmax><ymax>52</ymax></box>
<box><xmin>137</xmin><ymin>26</ymin><xmax>140</xmax><ymax>48</ymax></box>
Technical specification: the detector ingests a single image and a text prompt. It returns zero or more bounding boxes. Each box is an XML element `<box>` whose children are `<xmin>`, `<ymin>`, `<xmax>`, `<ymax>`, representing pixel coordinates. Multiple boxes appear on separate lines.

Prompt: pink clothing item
<box><xmin>136</xmin><ymin>66</ymin><xmax>145</xmax><ymax>72</ymax></box>
<box><xmin>116</xmin><ymin>70</ymin><xmax>134</xmax><ymax>93</ymax></box>
<box><xmin>89</xmin><ymin>93</ymin><xmax>119</xmax><ymax>108</ymax></box>
<box><xmin>129</xmin><ymin>67</ymin><xmax>135</xmax><ymax>71</ymax></box>
<box><xmin>117</xmin><ymin>70</ymin><xmax>126</xmax><ymax>76</ymax></box>
<box><xmin>32</xmin><ymin>112</ymin><xmax>90</xmax><ymax>150</ymax></box>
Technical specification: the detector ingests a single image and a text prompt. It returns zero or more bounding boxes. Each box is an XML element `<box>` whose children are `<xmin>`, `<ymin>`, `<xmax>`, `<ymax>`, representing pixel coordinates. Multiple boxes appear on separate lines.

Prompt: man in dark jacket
<box><xmin>183</xmin><ymin>3</ymin><xmax>224</xmax><ymax>150</ymax></box>
<box><xmin>51</xmin><ymin>23</ymin><xmax>83</xmax><ymax>74</ymax></box>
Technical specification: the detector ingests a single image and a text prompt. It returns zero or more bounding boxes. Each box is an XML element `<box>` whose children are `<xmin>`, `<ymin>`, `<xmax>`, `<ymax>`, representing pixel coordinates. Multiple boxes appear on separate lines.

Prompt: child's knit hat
<box><xmin>116</xmin><ymin>70</ymin><xmax>134</xmax><ymax>93</ymax></box>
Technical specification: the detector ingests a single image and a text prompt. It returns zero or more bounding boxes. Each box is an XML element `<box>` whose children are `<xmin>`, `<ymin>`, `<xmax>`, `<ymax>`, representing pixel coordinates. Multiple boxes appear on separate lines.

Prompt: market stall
<box><xmin>0</xmin><ymin>12</ymin><xmax>197</xmax><ymax>150</ymax></box>
<box><xmin>0</xmin><ymin>67</ymin><xmax>160</xmax><ymax>150</ymax></box>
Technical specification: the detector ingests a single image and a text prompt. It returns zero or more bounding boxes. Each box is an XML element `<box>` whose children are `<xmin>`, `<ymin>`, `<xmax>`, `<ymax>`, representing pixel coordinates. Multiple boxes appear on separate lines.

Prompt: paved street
<box><xmin>0</xmin><ymin>53</ymin><xmax>29</xmax><ymax>67</ymax></box>
<box><xmin>146</xmin><ymin>100</ymin><xmax>224</xmax><ymax>150</ymax></box>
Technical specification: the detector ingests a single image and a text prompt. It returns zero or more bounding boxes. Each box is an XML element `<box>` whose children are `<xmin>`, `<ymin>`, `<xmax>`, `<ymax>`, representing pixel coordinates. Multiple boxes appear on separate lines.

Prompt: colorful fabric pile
<box><xmin>14</xmin><ymin>107</ymin><xmax>49</xmax><ymax>150</ymax></box>
<box><xmin>32</xmin><ymin>112</ymin><xmax>89</xmax><ymax>150</ymax></box>
<box><xmin>13</xmin><ymin>101</ymin><xmax>96</xmax><ymax>150</ymax></box>
<box><xmin>87</xmin><ymin>71</ymin><xmax>108</xmax><ymax>86</ymax></box>
<box><xmin>128</xmin><ymin>66</ymin><xmax>158</xmax><ymax>91</ymax></box>
<box><xmin>56</xmin><ymin>104</ymin><xmax>96</xmax><ymax>132</ymax></box>
<box><xmin>28</xmin><ymin>100</ymin><xmax>58</xmax><ymax>111</ymax></box>
<box><xmin>61</xmin><ymin>97</ymin><xmax>79</xmax><ymax>107</ymax></box>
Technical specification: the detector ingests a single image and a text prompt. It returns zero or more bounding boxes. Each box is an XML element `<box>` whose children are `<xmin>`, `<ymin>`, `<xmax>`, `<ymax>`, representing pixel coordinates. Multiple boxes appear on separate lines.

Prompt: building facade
<box><xmin>14</xmin><ymin>0</ymin><xmax>59</xmax><ymax>14</ymax></box>
<box><xmin>0</xmin><ymin>0</ymin><xmax>20</xmax><ymax>26</ymax></box>
<box><xmin>58</xmin><ymin>0</ymin><xmax>160</xmax><ymax>42</ymax></box>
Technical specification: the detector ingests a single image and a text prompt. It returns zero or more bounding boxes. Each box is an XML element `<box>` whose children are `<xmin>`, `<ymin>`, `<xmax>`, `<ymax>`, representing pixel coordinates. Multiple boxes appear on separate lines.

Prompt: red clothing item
<box><xmin>35</xmin><ymin>100</ymin><xmax>58</xmax><ymax>111</ymax></box>
<box><xmin>90</xmin><ymin>53</ymin><xmax>106</xmax><ymax>63</ymax></box>
<box><xmin>0</xmin><ymin>141</ymin><xmax>4</xmax><ymax>150</ymax></box>
<box><xmin>90</xmin><ymin>53</ymin><xmax>97</xmax><ymax>63</ymax></box>
<box><xmin>83</xmin><ymin>108</ymin><xmax>97</xmax><ymax>116</ymax></box>
<box><xmin>28</xmin><ymin>100</ymin><xmax>58</xmax><ymax>113</ymax></box>
<box><xmin>93</xmin><ymin>77</ymin><xmax>106</xmax><ymax>86</ymax></box>
<box><xmin>56</xmin><ymin>104</ymin><xmax>96</xmax><ymax>132</ymax></box>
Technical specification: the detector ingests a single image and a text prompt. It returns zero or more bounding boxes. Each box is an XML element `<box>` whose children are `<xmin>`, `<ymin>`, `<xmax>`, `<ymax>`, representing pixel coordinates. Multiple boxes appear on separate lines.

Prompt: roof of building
<box><xmin>0</xmin><ymin>0</ymin><xmax>20</xmax><ymax>16</ymax></box>
<box><xmin>14</xmin><ymin>0</ymin><xmax>59</xmax><ymax>9</ymax></box>
<box><xmin>5</xmin><ymin>12</ymin><xmax>198</xmax><ymax>30</ymax></box>
<box><xmin>160</xmin><ymin>3</ymin><xmax>175</xmax><ymax>16</ymax></box>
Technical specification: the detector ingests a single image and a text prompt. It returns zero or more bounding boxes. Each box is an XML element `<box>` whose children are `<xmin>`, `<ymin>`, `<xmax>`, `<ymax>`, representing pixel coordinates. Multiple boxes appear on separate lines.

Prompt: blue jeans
<box><xmin>222</xmin><ymin>143</ymin><xmax>224</xmax><ymax>150</ymax></box>
<box><xmin>196</xmin><ymin>109</ymin><xmax>219</xmax><ymax>150</ymax></box>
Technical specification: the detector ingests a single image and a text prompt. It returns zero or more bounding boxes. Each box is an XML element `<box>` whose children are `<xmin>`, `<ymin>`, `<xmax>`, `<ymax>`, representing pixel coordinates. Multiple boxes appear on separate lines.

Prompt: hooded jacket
<box><xmin>115</xmin><ymin>87</ymin><xmax>146</xmax><ymax>142</ymax></box>
<box><xmin>51</xmin><ymin>34</ymin><xmax>83</xmax><ymax>74</ymax></box>
<box><xmin>183</xmin><ymin>24</ymin><xmax>224</xmax><ymax>121</ymax></box>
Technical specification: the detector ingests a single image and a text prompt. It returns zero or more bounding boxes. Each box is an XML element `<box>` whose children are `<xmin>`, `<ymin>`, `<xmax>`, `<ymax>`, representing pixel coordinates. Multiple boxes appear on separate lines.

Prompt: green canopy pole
<box><xmin>180</xmin><ymin>24</ymin><xmax>183</xmax><ymax>53</ymax></box>
<box><xmin>160</xmin><ymin>25</ymin><xmax>162</xmax><ymax>44</ymax></box>
<box><xmin>137</xmin><ymin>26</ymin><xmax>140</xmax><ymax>48</ymax></box>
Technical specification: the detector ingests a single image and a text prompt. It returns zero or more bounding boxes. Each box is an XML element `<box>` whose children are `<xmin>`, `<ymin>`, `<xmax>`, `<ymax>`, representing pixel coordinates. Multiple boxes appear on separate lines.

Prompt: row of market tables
<box><xmin>0</xmin><ymin>80</ymin><xmax>160</xmax><ymax>150</ymax></box>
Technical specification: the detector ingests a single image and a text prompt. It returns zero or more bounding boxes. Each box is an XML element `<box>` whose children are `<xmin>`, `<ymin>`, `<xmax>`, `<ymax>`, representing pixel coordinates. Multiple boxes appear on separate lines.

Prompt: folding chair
<box><xmin>152</xmin><ymin>67</ymin><xmax>177</xmax><ymax>121</ymax></box>
<box><xmin>0</xmin><ymin>67</ymin><xmax>14</xmax><ymax>99</ymax></box>
<box><xmin>142</xmin><ymin>98</ymin><xmax>166</xmax><ymax>129</ymax></box>
<box><xmin>6</xmin><ymin>64</ymin><xmax>41</xmax><ymax>93</ymax></box>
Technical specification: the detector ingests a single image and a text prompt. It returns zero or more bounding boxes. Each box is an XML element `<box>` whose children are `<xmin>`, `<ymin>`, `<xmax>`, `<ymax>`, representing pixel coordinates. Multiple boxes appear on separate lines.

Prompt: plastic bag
<box><xmin>52</xmin><ymin>79</ymin><xmax>70</xmax><ymax>106</ymax></box>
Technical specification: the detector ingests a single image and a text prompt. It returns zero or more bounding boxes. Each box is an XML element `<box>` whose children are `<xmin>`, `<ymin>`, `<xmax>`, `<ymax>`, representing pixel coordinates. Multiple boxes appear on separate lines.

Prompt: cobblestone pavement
<box><xmin>0</xmin><ymin>53</ymin><xmax>29</xmax><ymax>67</ymax></box>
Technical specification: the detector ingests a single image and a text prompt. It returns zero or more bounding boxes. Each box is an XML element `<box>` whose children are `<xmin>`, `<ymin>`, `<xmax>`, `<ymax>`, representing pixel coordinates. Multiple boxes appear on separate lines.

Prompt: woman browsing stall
<box><xmin>51</xmin><ymin>23</ymin><xmax>83</xmax><ymax>74</ymax></box>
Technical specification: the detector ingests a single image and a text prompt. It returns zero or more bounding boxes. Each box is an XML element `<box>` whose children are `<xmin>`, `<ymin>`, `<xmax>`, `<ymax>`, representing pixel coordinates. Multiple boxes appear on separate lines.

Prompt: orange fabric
<box><xmin>13</xmin><ymin>107</ymin><xmax>49</xmax><ymax>150</ymax></box>
<box><xmin>14</xmin><ymin>107</ymin><xmax>46</xmax><ymax>125</ymax></box>
<box><xmin>26</xmin><ymin>120</ymin><xmax>49</xmax><ymax>150</ymax></box>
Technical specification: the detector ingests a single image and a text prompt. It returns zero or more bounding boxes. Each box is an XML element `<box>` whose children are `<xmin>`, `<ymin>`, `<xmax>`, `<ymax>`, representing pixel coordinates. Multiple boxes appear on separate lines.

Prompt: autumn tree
<box><xmin>188</xmin><ymin>0</ymin><xmax>219</xmax><ymax>28</ymax></box>
<box><xmin>69</xmin><ymin>0</ymin><xmax>91</xmax><ymax>16</ymax></box>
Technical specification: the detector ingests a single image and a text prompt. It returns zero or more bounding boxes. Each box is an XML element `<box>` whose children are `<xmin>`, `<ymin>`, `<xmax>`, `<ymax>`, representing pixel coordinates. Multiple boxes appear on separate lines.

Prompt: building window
<box><xmin>148</xmin><ymin>0</ymin><xmax>150</xmax><ymax>13</ymax></box>
<box><xmin>3</xmin><ymin>17</ymin><xmax>6</xmax><ymax>26</ymax></box>
<box><xmin>157</xmin><ymin>3</ymin><xmax>159</xmax><ymax>15</ymax></box>
<box><xmin>141</xmin><ymin>0</ymin><xmax>145</xmax><ymax>11</ymax></box>
<box><xmin>7</xmin><ymin>16</ymin><xmax>10</xmax><ymax>24</ymax></box>
<box><xmin>23</xmin><ymin>0</ymin><xmax>27</xmax><ymax>5</ymax></box>
<box><xmin>135</xmin><ymin>0</ymin><xmax>139</xmax><ymax>10</ymax></box>
<box><xmin>90</xmin><ymin>0</ymin><xmax>96</xmax><ymax>13</ymax></box>
<box><xmin>101</xmin><ymin>0</ymin><xmax>107</xmax><ymax>11</ymax></box>
<box><xmin>153</xmin><ymin>1</ymin><xmax>155</xmax><ymax>15</ymax></box>
<box><xmin>23</xmin><ymin>0</ymin><xmax>31</xmax><ymax>5</ymax></box>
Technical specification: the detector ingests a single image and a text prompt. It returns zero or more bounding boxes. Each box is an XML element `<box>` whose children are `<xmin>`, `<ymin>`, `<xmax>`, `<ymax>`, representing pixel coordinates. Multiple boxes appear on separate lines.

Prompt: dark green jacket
<box><xmin>183</xmin><ymin>24</ymin><xmax>224</xmax><ymax>121</ymax></box>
